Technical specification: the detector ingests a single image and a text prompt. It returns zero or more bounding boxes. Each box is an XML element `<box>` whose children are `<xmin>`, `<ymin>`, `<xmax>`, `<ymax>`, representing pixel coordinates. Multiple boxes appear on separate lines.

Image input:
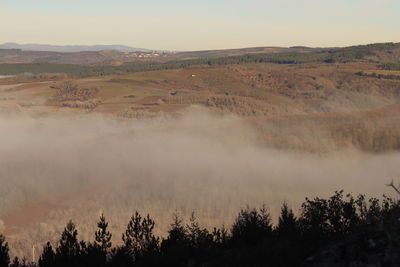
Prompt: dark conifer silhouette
<box><xmin>4</xmin><ymin>191</ymin><xmax>400</xmax><ymax>266</ymax></box>
<box><xmin>95</xmin><ymin>213</ymin><xmax>112</xmax><ymax>252</ymax></box>
<box><xmin>231</xmin><ymin>205</ymin><xmax>272</xmax><ymax>244</ymax></box>
<box><xmin>122</xmin><ymin>211</ymin><xmax>159</xmax><ymax>259</ymax></box>
<box><xmin>186</xmin><ymin>212</ymin><xmax>213</xmax><ymax>251</ymax></box>
<box><xmin>0</xmin><ymin>234</ymin><xmax>10</xmax><ymax>267</ymax></box>
<box><xmin>161</xmin><ymin>212</ymin><xmax>188</xmax><ymax>250</ymax></box>
<box><xmin>55</xmin><ymin>220</ymin><xmax>81</xmax><ymax>266</ymax></box>
<box><xmin>160</xmin><ymin>212</ymin><xmax>189</xmax><ymax>265</ymax></box>
<box><xmin>276</xmin><ymin>202</ymin><xmax>298</xmax><ymax>236</ymax></box>
<box><xmin>38</xmin><ymin>242</ymin><xmax>55</xmax><ymax>267</ymax></box>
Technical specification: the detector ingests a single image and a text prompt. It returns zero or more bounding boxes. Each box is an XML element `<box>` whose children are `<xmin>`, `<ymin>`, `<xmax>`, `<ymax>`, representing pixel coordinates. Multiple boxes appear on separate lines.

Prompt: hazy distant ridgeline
<box><xmin>0</xmin><ymin>42</ymin><xmax>399</xmax><ymax>75</ymax></box>
<box><xmin>0</xmin><ymin>43</ymin><xmax>152</xmax><ymax>53</ymax></box>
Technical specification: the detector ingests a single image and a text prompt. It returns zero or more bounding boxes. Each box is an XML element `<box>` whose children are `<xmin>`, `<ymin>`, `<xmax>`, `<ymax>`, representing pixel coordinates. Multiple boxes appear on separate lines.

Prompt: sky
<box><xmin>1</xmin><ymin>0</ymin><xmax>399</xmax><ymax>51</ymax></box>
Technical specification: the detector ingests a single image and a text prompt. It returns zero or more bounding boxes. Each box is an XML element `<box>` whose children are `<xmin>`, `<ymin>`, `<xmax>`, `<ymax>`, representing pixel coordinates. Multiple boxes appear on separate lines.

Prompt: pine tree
<box><xmin>231</xmin><ymin>205</ymin><xmax>273</xmax><ymax>244</ymax></box>
<box><xmin>275</xmin><ymin>203</ymin><xmax>301</xmax><ymax>267</ymax></box>
<box><xmin>161</xmin><ymin>212</ymin><xmax>188</xmax><ymax>254</ymax></box>
<box><xmin>122</xmin><ymin>211</ymin><xmax>159</xmax><ymax>258</ymax></box>
<box><xmin>187</xmin><ymin>212</ymin><xmax>201</xmax><ymax>247</ymax></box>
<box><xmin>38</xmin><ymin>242</ymin><xmax>55</xmax><ymax>267</ymax></box>
<box><xmin>0</xmin><ymin>234</ymin><xmax>10</xmax><ymax>267</ymax></box>
<box><xmin>186</xmin><ymin>212</ymin><xmax>212</xmax><ymax>250</ymax></box>
<box><xmin>165</xmin><ymin>213</ymin><xmax>187</xmax><ymax>246</ymax></box>
<box><xmin>159</xmin><ymin>213</ymin><xmax>191</xmax><ymax>265</ymax></box>
<box><xmin>276</xmin><ymin>202</ymin><xmax>298</xmax><ymax>236</ymax></box>
<box><xmin>56</xmin><ymin>220</ymin><xmax>81</xmax><ymax>264</ymax></box>
<box><xmin>95</xmin><ymin>213</ymin><xmax>112</xmax><ymax>252</ymax></box>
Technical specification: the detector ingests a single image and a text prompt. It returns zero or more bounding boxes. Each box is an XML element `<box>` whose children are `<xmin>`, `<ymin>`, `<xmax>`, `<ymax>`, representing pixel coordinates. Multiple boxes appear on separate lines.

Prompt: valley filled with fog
<box><xmin>1</xmin><ymin>107</ymin><xmax>398</xmax><ymax>258</ymax></box>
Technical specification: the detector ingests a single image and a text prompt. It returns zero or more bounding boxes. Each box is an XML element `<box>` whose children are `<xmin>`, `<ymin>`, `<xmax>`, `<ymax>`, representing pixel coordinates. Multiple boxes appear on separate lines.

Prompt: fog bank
<box><xmin>0</xmin><ymin>106</ymin><xmax>399</xmax><ymax>258</ymax></box>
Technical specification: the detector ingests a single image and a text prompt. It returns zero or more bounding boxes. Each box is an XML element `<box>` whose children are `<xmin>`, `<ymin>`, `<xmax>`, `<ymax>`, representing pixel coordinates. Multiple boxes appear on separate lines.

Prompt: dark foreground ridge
<box><xmin>1</xmin><ymin>191</ymin><xmax>400</xmax><ymax>267</ymax></box>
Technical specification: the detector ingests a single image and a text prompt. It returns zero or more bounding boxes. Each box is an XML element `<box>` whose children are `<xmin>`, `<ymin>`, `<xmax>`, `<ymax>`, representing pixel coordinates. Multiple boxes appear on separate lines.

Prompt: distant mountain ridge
<box><xmin>0</xmin><ymin>42</ymin><xmax>152</xmax><ymax>53</ymax></box>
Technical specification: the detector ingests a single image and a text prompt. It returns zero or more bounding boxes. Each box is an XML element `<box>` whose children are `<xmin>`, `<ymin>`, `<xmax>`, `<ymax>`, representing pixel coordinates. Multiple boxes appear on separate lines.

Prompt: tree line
<box><xmin>1</xmin><ymin>42</ymin><xmax>399</xmax><ymax>77</ymax></box>
<box><xmin>379</xmin><ymin>63</ymin><xmax>400</xmax><ymax>71</ymax></box>
<box><xmin>81</xmin><ymin>43</ymin><xmax>396</xmax><ymax>77</ymax></box>
<box><xmin>1</xmin><ymin>190</ymin><xmax>400</xmax><ymax>266</ymax></box>
<box><xmin>355</xmin><ymin>71</ymin><xmax>400</xmax><ymax>80</ymax></box>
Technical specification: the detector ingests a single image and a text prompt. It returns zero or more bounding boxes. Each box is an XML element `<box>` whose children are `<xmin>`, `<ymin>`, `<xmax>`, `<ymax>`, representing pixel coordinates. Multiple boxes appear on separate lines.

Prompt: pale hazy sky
<box><xmin>1</xmin><ymin>0</ymin><xmax>399</xmax><ymax>50</ymax></box>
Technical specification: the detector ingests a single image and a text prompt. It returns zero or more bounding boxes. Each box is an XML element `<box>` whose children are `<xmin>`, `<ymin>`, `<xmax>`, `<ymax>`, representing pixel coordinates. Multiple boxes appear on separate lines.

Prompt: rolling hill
<box><xmin>0</xmin><ymin>42</ymin><xmax>152</xmax><ymax>52</ymax></box>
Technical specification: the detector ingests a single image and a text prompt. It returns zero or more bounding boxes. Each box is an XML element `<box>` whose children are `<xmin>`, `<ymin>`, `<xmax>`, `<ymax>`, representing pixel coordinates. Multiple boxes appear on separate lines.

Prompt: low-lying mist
<box><xmin>0</xmin><ymin>106</ymin><xmax>399</xmax><ymax>258</ymax></box>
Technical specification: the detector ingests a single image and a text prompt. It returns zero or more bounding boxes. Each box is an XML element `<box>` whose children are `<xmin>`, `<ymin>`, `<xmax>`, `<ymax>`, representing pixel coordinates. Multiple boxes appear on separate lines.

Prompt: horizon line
<box><xmin>1</xmin><ymin>41</ymin><xmax>400</xmax><ymax>53</ymax></box>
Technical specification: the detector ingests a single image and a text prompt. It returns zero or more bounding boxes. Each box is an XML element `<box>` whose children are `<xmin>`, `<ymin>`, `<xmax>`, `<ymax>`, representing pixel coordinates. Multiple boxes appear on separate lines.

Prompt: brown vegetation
<box><xmin>54</xmin><ymin>81</ymin><xmax>99</xmax><ymax>101</ymax></box>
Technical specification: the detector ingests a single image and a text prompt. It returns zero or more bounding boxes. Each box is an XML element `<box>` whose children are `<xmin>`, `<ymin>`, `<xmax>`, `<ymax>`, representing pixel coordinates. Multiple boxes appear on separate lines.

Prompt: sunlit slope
<box><xmin>0</xmin><ymin>60</ymin><xmax>399</xmax><ymax>153</ymax></box>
